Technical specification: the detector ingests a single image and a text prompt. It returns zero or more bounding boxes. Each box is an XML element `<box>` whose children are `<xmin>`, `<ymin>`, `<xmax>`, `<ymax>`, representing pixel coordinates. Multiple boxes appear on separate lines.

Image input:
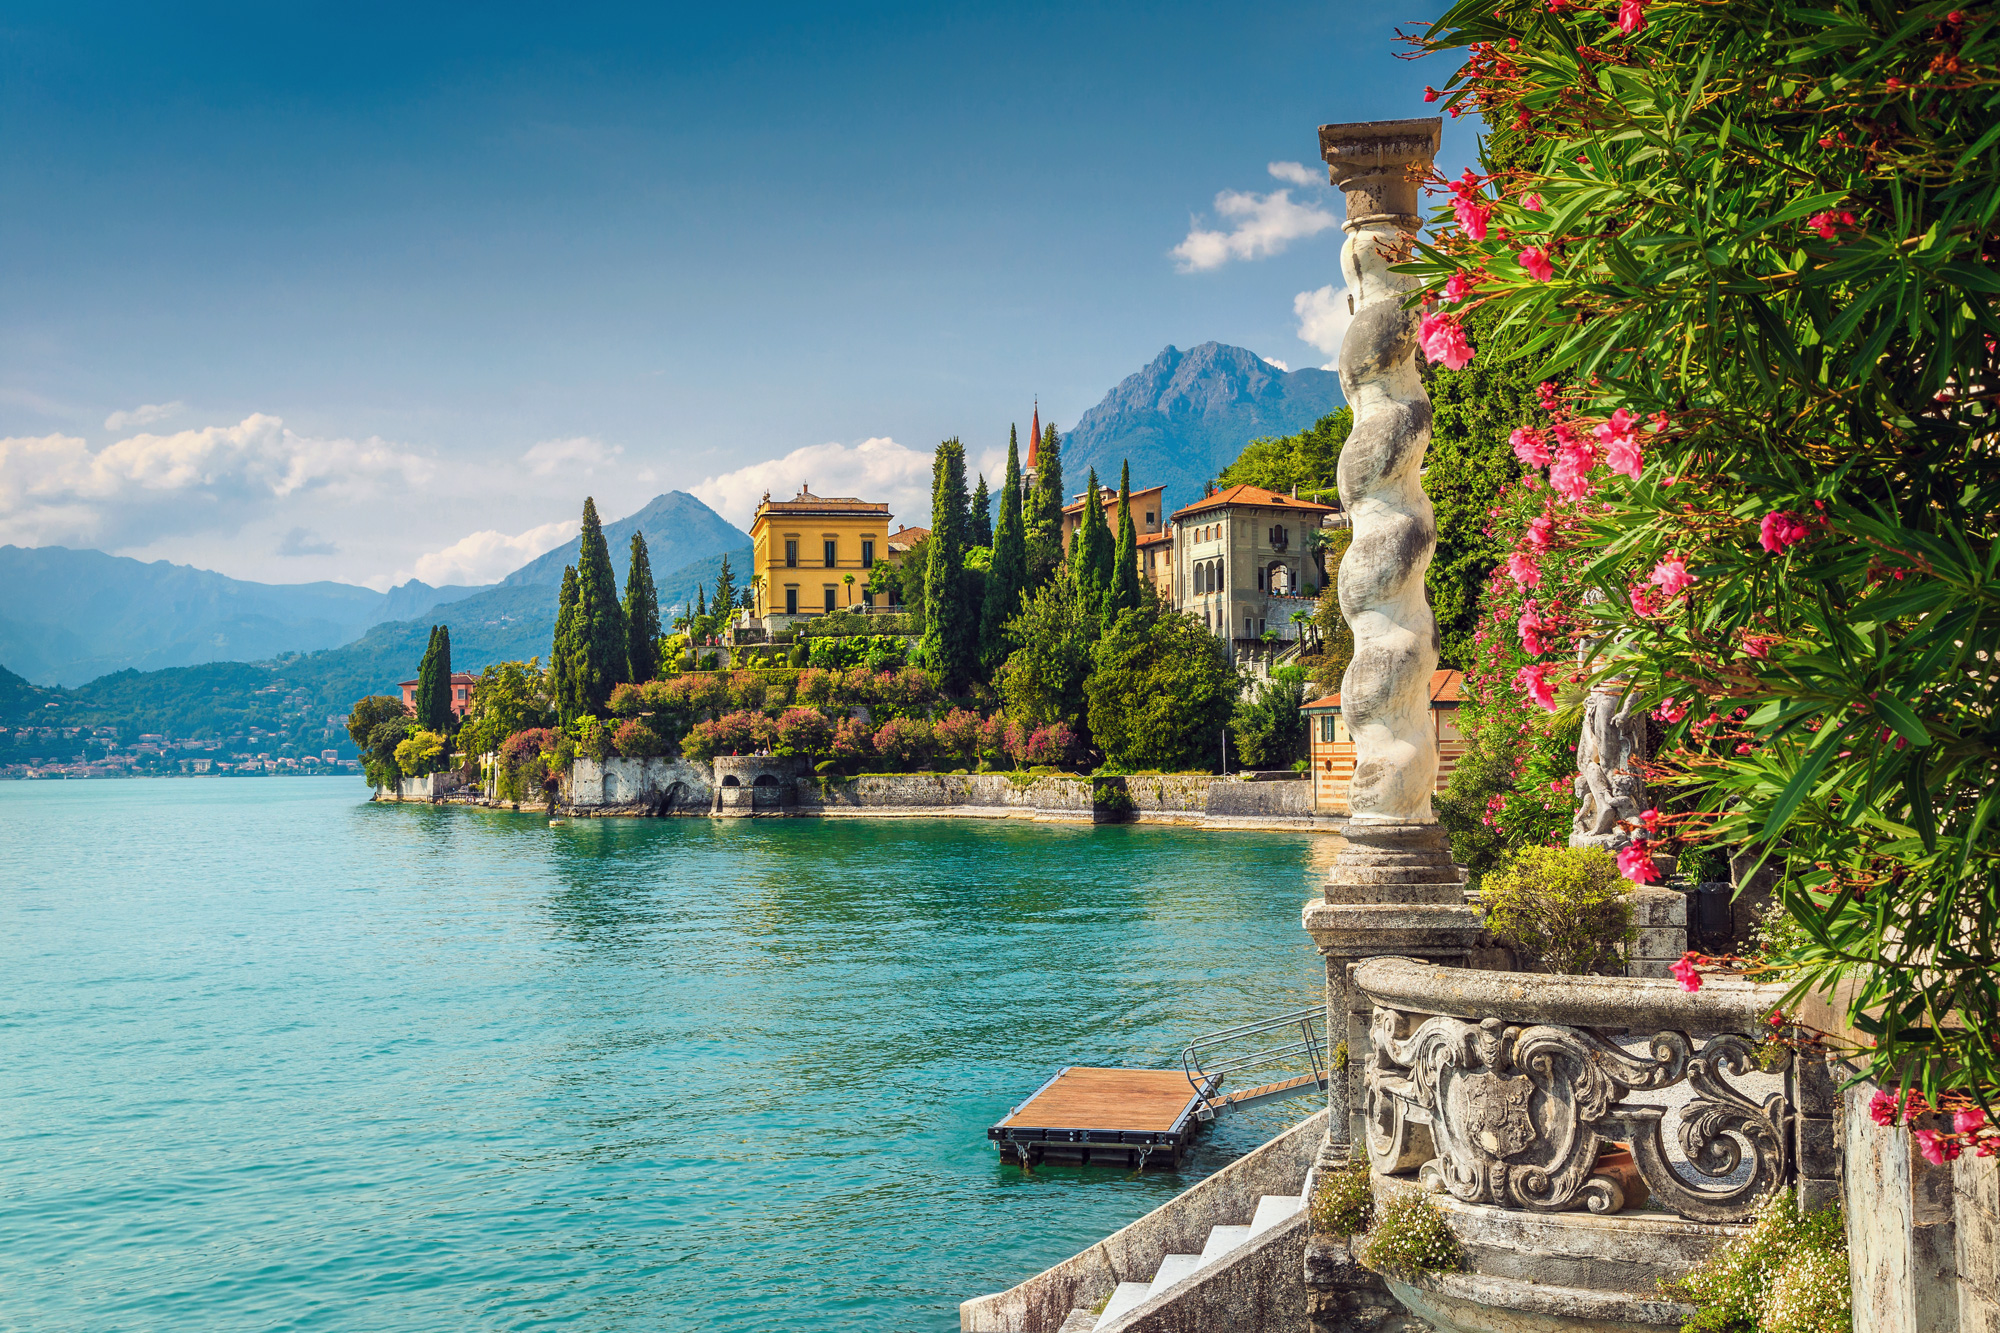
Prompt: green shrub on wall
<box><xmin>1310</xmin><ymin>1159</ymin><xmax>1374</xmax><ymax>1237</ymax></box>
<box><xmin>1358</xmin><ymin>1189</ymin><xmax>1463</xmax><ymax>1279</ymax></box>
<box><xmin>1478</xmin><ymin>845</ymin><xmax>1633</xmax><ymax>975</ymax></box>
<box><xmin>1667</xmin><ymin>1193</ymin><xmax>1848</xmax><ymax>1333</ymax></box>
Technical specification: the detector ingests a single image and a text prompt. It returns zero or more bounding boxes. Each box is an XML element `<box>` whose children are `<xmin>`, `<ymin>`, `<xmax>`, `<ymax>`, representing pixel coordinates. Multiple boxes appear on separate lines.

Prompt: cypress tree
<box><xmin>1024</xmin><ymin>422</ymin><xmax>1065</xmax><ymax>587</ymax></box>
<box><xmin>981</xmin><ymin>431</ymin><xmax>1028</xmax><ymax>667</ymax></box>
<box><xmin>713</xmin><ymin>554</ymin><xmax>737</xmax><ymax>630</ymax></box>
<box><xmin>1070</xmin><ymin>467</ymin><xmax>1114</xmax><ymax>617</ymax></box>
<box><xmin>552</xmin><ymin>566</ymin><xmax>582</xmax><ymax>724</ymax></box>
<box><xmin>573</xmin><ymin>496</ymin><xmax>628</xmax><ymax>711</ymax></box>
<box><xmin>416</xmin><ymin>625</ymin><xmax>445</xmax><ymax>732</ymax></box>
<box><xmin>1109</xmin><ymin>460</ymin><xmax>1142</xmax><ymax>618</ymax></box>
<box><xmin>921</xmin><ymin>437</ymin><xmax>976</xmax><ymax>689</ymax></box>
<box><xmin>623</xmin><ymin>531</ymin><xmax>660</xmax><ymax>682</ymax></box>
<box><xmin>969</xmin><ymin>474</ymin><xmax>993</xmax><ymax>547</ymax></box>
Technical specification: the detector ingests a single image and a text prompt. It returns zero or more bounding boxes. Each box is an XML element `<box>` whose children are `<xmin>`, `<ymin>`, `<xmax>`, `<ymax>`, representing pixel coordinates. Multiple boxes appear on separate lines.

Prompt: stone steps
<box><xmin>1091</xmin><ymin>1193</ymin><xmax>1304</xmax><ymax>1330</ymax></box>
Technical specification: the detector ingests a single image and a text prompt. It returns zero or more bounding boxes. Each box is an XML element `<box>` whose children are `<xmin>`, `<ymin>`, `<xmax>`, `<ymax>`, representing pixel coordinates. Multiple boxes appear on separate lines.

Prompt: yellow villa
<box><xmin>746</xmin><ymin>485</ymin><xmax>895</xmax><ymax>629</ymax></box>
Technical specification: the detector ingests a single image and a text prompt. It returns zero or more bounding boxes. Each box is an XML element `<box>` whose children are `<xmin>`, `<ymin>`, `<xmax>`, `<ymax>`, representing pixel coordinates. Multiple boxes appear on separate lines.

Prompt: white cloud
<box><xmin>1294</xmin><ymin>285</ymin><xmax>1355</xmax><ymax>370</ymax></box>
<box><xmin>0</xmin><ymin>413</ymin><xmax>432</xmax><ymax>549</ymax></box>
<box><xmin>522</xmin><ymin>435</ymin><xmax>622</xmax><ymax>476</ymax></box>
<box><xmin>693</xmin><ymin>436</ymin><xmax>932</xmax><ymax>531</ymax></box>
<box><xmin>392</xmin><ymin>519</ymin><xmax>579</xmax><ymax>589</ymax></box>
<box><xmin>1266</xmin><ymin>161</ymin><xmax>1320</xmax><ymax>187</ymax></box>
<box><xmin>1172</xmin><ymin>184</ymin><xmax>1338</xmax><ymax>272</ymax></box>
<box><xmin>1261</xmin><ymin>356</ymin><xmax>1291</xmax><ymax>372</ymax></box>
<box><xmin>104</xmin><ymin>400</ymin><xmax>185</xmax><ymax>431</ymax></box>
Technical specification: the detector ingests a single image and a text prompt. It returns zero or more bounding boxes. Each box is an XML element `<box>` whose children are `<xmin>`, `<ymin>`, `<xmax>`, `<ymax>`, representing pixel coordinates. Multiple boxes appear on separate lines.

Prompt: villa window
<box><xmin>1145</xmin><ymin>511</ymin><xmax>1154</xmax><ymax>526</ymax></box>
<box><xmin>824</xmin><ymin>586</ymin><xmax>836</xmax><ymax>613</ymax></box>
<box><xmin>823</xmin><ymin>540</ymin><xmax>837</xmax><ymax>568</ymax></box>
<box><xmin>861</xmin><ymin>540</ymin><xmax>875</xmax><ymax>568</ymax></box>
<box><xmin>1257</xmin><ymin>566</ymin><xmax>1266</xmax><ymax>591</ymax></box>
<box><xmin>785</xmin><ymin>540</ymin><xmax>798</xmax><ymax>568</ymax></box>
<box><xmin>785</xmin><ymin>587</ymin><xmax>799</xmax><ymax>615</ymax></box>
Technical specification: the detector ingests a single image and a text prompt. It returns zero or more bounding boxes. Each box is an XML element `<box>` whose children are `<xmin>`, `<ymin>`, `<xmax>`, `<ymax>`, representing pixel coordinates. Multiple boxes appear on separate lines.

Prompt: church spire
<box><xmin>1026</xmin><ymin>399</ymin><xmax>1040</xmax><ymax>468</ymax></box>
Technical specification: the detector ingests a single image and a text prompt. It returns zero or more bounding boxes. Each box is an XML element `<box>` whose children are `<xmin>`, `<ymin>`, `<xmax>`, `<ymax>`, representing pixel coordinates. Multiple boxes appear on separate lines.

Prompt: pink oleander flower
<box><xmin>1670</xmin><ymin>954</ymin><xmax>1703</xmax><ymax>993</ymax></box>
<box><xmin>1510</xmin><ymin>426</ymin><xmax>1552</xmax><ymax>468</ymax></box>
<box><xmin>1423</xmin><ymin>86</ymin><xmax>1440</xmax><ymax>102</ymax></box>
<box><xmin>1525</xmin><ymin>513</ymin><xmax>1556</xmax><ymax>551</ymax></box>
<box><xmin>1915</xmin><ymin>1129</ymin><xmax>1962</xmax><ymax>1166</ymax></box>
<box><xmin>1515</xmin><ymin>664</ymin><xmax>1558</xmax><ymax>712</ymax></box>
<box><xmin>1807</xmin><ymin>209</ymin><xmax>1857</xmax><ymax>240</ymax></box>
<box><xmin>1759</xmin><ymin>510</ymin><xmax>1812</xmax><ymax>554</ymax></box>
<box><xmin>1956</xmin><ymin>1109</ymin><xmax>1991</xmax><ymax>1134</ymax></box>
<box><xmin>1444</xmin><ymin>269</ymin><xmax>1483</xmax><ymax>303</ymax></box>
<box><xmin>1595</xmin><ymin>408</ymin><xmax>1643</xmax><ymax>479</ymax></box>
<box><xmin>1419</xmin><ymin>310</ymin><xmax>1475</xmax><ymax>370</ymax></box>
<box><xmin>1640</xmin><ymin>808</ymin><xmax>1661</xmax><ymax>833</ymax></box>
<box><xmin>1517</xmin><ymin>599</ymin><xmax>1554</xmax><ymax>655</ymax></box>
<box><xmin>1618</xmin><ymin>0</ymin><xmax>1646</xmax><ymax>32</ymax></box>
<box><xmin>1768</xmin><ymin>1008</ymin><xmax>1786</xmax><ymax>1029</ymax></box>
<box><xmin>1536</xmin><ymin>380</ymin><xmax>1563</xmax><ymax>412</ymax></box>
<box><xmin>1506</xmin><ymin>550</ymin><xmax>1543</xmax><ymax>588</ymax></box>
<box><xmin>1629</xmin><ymin>582</ymin><xmax>1664</xmax><ymax>616</ymax></box>
<box><xmin>1870</xmin><ymin>1089</ymin><xmax>1902</xmax><ymax>1127</ymax></box>
<box><xmin>1652</xmin><ymin>697</ymin><xmax>1688</xmax><ymax>723</ymax></box>
<box><xmin>1550</xmin><ymin>441</ymin><xmax>1599</xmax><ymax>501</ymax></box>
<box><xmin>1520</xmin><ymin>192</ymin><xmax>1543</xmax><ymax>211</ymax></box>
<box><xmin>1617</xmin><ymin>840</ymin><xmax>1663</xmax><ymax>884</ymax></box>
<box><xmin>1742</xmin><ymin>633</ymin><xmax>1778</xmax><ymax>660</ymax></box>
<box><xmin>1519</xmin><ymin>245</ymin><xmax>1555</xmax><ymax>281</ymax></box>
<box><xmin>1650</xmin><ymin>558</ymin><xmax>1695</xmax><ymax>596</ymax></box>
<box><xmin>1453</xmin><ymin>198</ymin><xmax>1493</xmax><ymax>241</ymax></box>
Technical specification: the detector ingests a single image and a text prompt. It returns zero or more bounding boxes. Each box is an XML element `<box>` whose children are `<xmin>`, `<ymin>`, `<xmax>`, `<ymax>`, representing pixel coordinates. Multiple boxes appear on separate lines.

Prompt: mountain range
<box><xmin>0</xmin><ymin>340</ymin><xmax>1342</xmax><ymax>710</ymax></box>
<box><xmin>1059</xmin><ymin>342</ymin><xmax>1345</xmax><ymax>518</ymax></box>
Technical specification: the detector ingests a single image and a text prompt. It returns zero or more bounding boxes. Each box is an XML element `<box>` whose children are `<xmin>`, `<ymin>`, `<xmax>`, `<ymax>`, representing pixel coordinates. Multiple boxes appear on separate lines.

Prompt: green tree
<box><xmin>1232</xmin><ymin>668</ymin><xmax>1309</xmax><ymax>769</ymax></box>
<box><xmin>1086</xmin><ymin>602</ymin><xmax>1240</xmax><ymax>772</ymax></box>
<box><xmin>1218</xmin><ymin>409</ymin><xmax>1353</xmax><ymax>498</ymax></box>
<box><xmin>981</xmin><ymin>430</ymin><xmax>1029</xmax><ymax>669</ymax></box>
<box><xmin>551</xmin><ymin>565</ymin><xmax>583</xmax><ymax>724</ymax></box>
<box><xmin>712</xmin><ymin>553</ymin><xmax>737</xmax><ymax>640</ymax></box>
<box><xmin>1306</xmin><ymin>526</ymin><xmax>1356</xmax><ymax>687</ymax></box>
<box><xmin>459</xmin><ymin>659</ymin><xmax>556</xmax><ymax>758</ymax></box>
<box><xmin>999</xmin><ymin>569</ymin><xmax>1098</xmax><ymax>735</ymax></box>
<box><xmin>623</xmin><ymin>532</ymin><xmax>661</xmax><ymax>683</ymax></box>
<box><xmin>1109</xmin><ymin>460</ymin><xmax>1142</xmax><ymax>619</ymax></box>
<box><xmin>921</xmin><ymin>438</ymin><xmax>977</xmax><ymax>689</ymax></box>
<box><xmin>969</xmin><ymin>473</ymin><xmax>992</xmax><ymax>547</ymax></box>
<box><xmin>573</xmin><ymin>497</ymin><xmax>628</xmax><ymax>710</ymax></box>
<box><xmin>346</xmin><ymin>694</ymin><xmax>411</xmax><ymax>790</ymax></box>
<box><xmin>1024</xmin><ymin>421</ymin><xmax>1065</xmax><ymax>587</ymax></box>
<box><xmin>415</xmin><ymin>624</ymin><xmax>453</xmax><ymax>735</ymax></box>
<box><xmin>1069</xmin><ymin>467</ymin><xmax>1114</xmax><ymax>619</ymax></box>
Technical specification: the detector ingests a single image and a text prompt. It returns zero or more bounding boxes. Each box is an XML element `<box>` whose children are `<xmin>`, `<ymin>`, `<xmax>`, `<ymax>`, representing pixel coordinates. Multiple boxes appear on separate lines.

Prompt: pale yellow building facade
<box><xmin>747</xmin><ymin>486</ymin><xmax>895</xmax><ymax>629</ymax></box>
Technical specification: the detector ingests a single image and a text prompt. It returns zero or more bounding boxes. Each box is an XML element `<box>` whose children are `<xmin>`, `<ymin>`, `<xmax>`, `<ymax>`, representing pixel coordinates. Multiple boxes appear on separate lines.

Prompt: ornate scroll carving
<box><xmin>1365</xmin><ymin>1009</ymin><xmax>1792</xmax><ymax>1222</ymax></box>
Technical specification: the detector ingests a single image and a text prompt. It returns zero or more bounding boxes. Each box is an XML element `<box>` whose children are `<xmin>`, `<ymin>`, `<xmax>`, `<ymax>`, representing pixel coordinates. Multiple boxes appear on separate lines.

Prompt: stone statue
<box><xmin>1572</xmin><ymin>687</ymin><xmax>1649</xmax><ymax>849</ymax></box>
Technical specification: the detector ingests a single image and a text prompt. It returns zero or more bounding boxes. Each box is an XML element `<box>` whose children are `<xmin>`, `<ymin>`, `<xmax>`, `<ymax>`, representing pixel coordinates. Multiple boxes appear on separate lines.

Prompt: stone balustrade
<box><xmin>1350</xmin><ymin>958</ymin><xmax>1835</xmax><ymax>1225</ymax></box>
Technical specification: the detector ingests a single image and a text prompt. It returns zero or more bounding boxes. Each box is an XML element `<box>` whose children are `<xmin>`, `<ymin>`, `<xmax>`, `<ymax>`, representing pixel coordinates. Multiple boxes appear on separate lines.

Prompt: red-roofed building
<box><xmin>1301</xmin><ymin>670</ymin><xmax>1466</xmax><ymax>812</ymax></box>
<box><xmin>1170</xmin><ymin>484</ymin><xmax>1341</xmax><ymax>661</ymax></box>
<box><xmin>399</xmin><ymin>672</ymin><xmax>478</xmax><ymax>720</ymax></box>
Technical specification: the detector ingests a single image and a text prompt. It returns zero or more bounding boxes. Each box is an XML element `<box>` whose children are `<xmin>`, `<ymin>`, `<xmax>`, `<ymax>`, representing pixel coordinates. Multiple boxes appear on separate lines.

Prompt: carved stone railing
<box><xmin>1351</xmin><ymin>958</ymin><xmax>1829</xmax><ymax>1224</ymax></box>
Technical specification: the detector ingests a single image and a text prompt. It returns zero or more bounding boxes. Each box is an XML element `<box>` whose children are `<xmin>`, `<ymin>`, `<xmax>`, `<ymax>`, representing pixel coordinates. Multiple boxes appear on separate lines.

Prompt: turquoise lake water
<box><xmin>1</xmin><ymin>779</ymin><xmax>1333</xmax><ymax>1331</ymax></box>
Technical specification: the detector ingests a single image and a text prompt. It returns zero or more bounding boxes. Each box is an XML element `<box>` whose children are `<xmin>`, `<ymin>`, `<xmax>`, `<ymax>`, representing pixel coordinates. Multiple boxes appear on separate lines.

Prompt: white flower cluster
<box><xmin>1359</xmin><ymin>1188</ymin><xmax>1465</xmax><ymax>1277</ymax></box>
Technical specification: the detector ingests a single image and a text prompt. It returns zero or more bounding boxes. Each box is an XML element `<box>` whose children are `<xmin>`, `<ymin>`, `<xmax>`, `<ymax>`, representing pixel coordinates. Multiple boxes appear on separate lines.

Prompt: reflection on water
<box><xmin>0</xmin><ymin>780</ymin><xmax>1329</xmax><ymax>1332</ymax></box>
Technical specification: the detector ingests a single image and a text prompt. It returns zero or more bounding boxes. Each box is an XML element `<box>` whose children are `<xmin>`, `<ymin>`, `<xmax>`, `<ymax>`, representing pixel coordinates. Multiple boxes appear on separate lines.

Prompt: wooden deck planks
<box><xmin>998</xmin><ymin>1067</ymin><xmax>1202</xmax><ymax>1134</ymax></box>
<box><xmin>1207</xmin><ymin>1071</ymin><xmax>1320</xmax><ymax>1111</ymax></box>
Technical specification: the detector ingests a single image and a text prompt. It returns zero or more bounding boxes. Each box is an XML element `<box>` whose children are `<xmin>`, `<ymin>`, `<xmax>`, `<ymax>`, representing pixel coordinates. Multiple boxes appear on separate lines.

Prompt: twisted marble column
<box><xmin>1303</xmin><ymin>119</ymin><xmax>1481</xmax><ymax>1162</ymax></box>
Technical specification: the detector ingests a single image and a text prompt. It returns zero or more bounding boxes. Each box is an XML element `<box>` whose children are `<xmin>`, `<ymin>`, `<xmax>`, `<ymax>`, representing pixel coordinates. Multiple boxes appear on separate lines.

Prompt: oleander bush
<box><xmin>1414</xmin><ymin>0</ymin><xmax>2000</xmax><ymax>1108</ymax></box>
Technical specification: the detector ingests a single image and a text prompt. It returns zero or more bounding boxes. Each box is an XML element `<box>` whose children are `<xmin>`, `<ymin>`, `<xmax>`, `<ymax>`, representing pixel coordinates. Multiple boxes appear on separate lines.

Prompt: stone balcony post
<box><xmin>1301</xmin><ymin>118</ymin><xmax>1484</xmax><ymax>1164</ymax></box>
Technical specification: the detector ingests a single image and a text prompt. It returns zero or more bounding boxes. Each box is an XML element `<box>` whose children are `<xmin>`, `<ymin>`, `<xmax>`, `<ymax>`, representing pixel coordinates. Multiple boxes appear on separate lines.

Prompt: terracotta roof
<box><xmin>754</xmin><ymin>485</ymin><xmax>891</xmax><ymax>518</ymax></box>
<box><xmin>886</xmin><ymin>524</ymin><xmax>929</xmax><ymax>549</ymax></box>
<box><xmin>1171</xmin><ymin>484</ymin><xmax>1338</xmax><ymax>520</ymax></box>
<box><xmin>1305</xmin><ymin>669</ymin><xmax>1464</xmax><ymax>711</ymax></box>
<box><xmin>1136</xmin><ymin>530</ymin><xmax>1172</xmax><ymax>547</ymax></box>
<box><xmin>1062</xmin><ymin>482</ymin><xmax>1166</xmax><ymax>516</ymax></box>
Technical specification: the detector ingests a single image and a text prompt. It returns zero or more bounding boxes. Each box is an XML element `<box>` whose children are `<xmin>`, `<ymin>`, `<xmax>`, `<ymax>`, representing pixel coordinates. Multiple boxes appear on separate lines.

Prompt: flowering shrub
<box><xmin>1479</xmin><ymin>844</ymin><xmax>1633</xmax><ymax>975</ymax></box>
<box><xmin>1017</xmin><ymin>722</ymin><xmax>1078</xmax><ymax>768</ymax></box>
<box><xmin>829</xmin><ymin>716</ymin><xmax>875</xmax><ymax>765</ymax></box>
<box><xmin>1667</xmin><ymin>1192</ymin><xmax>1848</xmax><ymax>1333</ymax></box>
<box><xmin>682</xmin><ymin>709</ymin><xmax>772</xmax><ymax>762</ymax></box>
<box><xmin>1413</xmin><ymin>0</ymin><xmax>2000</xmax><ymax>1109</ymax></box>
<box><xmin>726</xmin><ymin>670</ymin><xmax>768</xmax><ymax>712</ymax></box>
<box><xmin>1358</xmin><ymin>1189</ymin><xmax>1463</xmax><ymax>1278</ymax></box>
<box><xmin>978</xmin><ymin>712</ymin><xmax>1014</xmax><ymax>769</ymax></box>
<box><xmin>497</xmin><ymin>727</ymin><xmax>560</xmax><ymax>800</ymax></box>
<box><xmin>932</xmin><ymin>708</ymin><xmax>983</xmax><ymax>767</ymax></box>
<box><xmin>613</xmin><ymin>718</ymin><xmax>670</xmax><ymax>758</ymax></box>
<box><xmin>873</xmin><ymin>716</ymin><xmax>936</xmax><ymax>770</ymax></box>
<box><xmin>771</xmin><ymin>706</ymin><xmax>832</xmax><ymax>759</ymax></box>
<box><xmin>1310</xmin><ymin>1158</ymin><xmax>1374</xmax><ymax>1237</ymax></box>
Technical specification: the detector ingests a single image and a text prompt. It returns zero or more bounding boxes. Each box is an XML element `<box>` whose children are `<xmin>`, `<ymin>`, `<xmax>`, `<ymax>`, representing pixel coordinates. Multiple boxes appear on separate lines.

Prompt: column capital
<box><xmin>1317</xmin><ymin>117</ymin><xmax>1442</xmax><ymax>231</ymax></box>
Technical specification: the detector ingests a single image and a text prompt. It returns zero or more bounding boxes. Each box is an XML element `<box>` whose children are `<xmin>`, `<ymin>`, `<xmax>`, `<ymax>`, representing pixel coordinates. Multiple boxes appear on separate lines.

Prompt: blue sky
<box><xmin>0</xmin><ymin>1</ymin><xmax>1475</xmax><ymax>587</ymax></box>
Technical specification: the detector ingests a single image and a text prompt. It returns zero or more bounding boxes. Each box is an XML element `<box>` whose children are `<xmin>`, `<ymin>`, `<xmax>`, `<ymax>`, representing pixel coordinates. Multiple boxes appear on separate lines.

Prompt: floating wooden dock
<box><xmin>988</xmin><ymin>1067</ymin><xmax>1218</xmax><ymax>1169</ymax></box>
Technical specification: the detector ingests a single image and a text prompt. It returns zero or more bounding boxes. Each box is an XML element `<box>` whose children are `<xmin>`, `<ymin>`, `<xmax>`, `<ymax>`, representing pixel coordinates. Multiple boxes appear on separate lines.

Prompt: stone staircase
<box><xmin>961</xmin><ymin>1109</ymin><xmax>1326</xmax><ymax>1333</ymax></box>
<box><xmin>1071</xmin><ymin>1192</ymin><xmax>1306</xmax><ymax>1331</ymax></box>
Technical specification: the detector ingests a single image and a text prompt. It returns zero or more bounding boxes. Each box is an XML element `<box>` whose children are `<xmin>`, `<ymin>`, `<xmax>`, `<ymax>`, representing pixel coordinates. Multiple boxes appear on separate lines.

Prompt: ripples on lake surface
<box><xmin>1</xmin><ymin>779</ymin><xmax>1332</xmax><ymax>1332</ymax></box>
